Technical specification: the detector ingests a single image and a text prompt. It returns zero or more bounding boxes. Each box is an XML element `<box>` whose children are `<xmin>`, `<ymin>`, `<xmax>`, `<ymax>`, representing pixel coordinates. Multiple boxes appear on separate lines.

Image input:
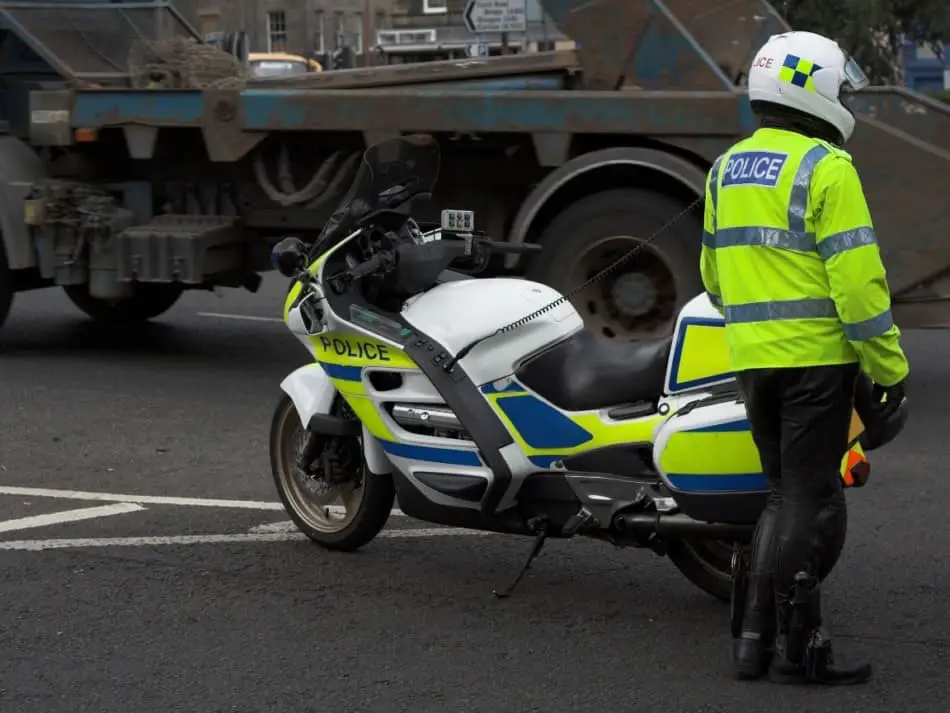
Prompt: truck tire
<box><xmin>524</xmin><ymin>188</ymin><xmax>703</xmax><ymax>340</ymax></box>
<box><xmin>0</xmin><ymin>246</ymin><xmax>12</xmax><ymax>332</ymax></box>
<box><xmin>63</xmin><ymin>283</ymin><xmax>184</xmax><ymax>324</ymax></box>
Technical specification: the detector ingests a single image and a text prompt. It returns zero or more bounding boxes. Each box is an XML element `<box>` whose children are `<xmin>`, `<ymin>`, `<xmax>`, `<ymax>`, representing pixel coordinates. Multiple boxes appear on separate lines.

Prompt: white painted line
<box><xmin>0</xmin><ymin>527</ymin><xmax>495</xmax><ymax>550</ymax></box>
<box><xmin>196</xmin><ymin>312</ymin><xmax>283</xmax><ymax>323</ymax></box>
<box><xmin>249</xmin><ymin>521</ymin><xmax>298</xmax><ymax>533</ymax></box>
<box><xmin>0</xmin><ymin>486</ymin><xmax>405</xmax><ymax>516</ymax></box>
<box><xmin>0</xmin><ymin>503</ymin><xmax>144</xmax><ymax>534</ymax></box>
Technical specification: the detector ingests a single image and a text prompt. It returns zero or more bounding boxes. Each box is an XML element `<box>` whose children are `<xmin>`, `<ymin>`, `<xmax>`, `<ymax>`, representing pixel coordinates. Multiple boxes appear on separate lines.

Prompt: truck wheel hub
<box><xmin>571</xmin><ymin>235</ymin><xmax>677</xmax><ymax>340</ymax></box>
<box><xmin>610</xmin><ymin>272</ymin><xmax>657</xmax><ymax>319</ymax></box>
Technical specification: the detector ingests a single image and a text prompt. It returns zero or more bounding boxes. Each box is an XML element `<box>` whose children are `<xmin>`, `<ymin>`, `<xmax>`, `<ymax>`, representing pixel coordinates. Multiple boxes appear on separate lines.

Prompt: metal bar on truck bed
<box><xmin>72</xmin><ymin>91</ymin><xmax>204</xmax><ymax>126</ymax></box>
<box><xmin>235</xmin><ymin>89</ymin><xmax>750</xmax><ymax>135</ymax></box>
<box><xmin>248</xmin><ymin>50</ymin><xmax>580</xmax><ymax>90</ymax></box>
<box><xmin>71</xmin><ymin>88</ymin><xmax>749</xmax><ymax>136</ymax></box>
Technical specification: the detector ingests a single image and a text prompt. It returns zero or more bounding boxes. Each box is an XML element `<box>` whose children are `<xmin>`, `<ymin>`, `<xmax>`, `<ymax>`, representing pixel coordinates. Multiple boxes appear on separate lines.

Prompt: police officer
<box><xmin>700</xmin><ymin>31</ymin><xmax>910</xmax><ymax>685</ymax></box>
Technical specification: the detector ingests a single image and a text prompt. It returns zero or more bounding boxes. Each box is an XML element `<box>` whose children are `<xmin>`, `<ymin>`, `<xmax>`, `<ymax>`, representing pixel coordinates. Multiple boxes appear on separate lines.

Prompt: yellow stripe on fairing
<box><xmin>675</xmin><ymin>323</ymin><xmax>732</xmax><ymax>387</ymax></box>
<box><xmin>310</xmin><ymin>332</ymin><xmax>416</xmax><ymax>369</ymax></box>
<box><xmin>341</xmin><ymin>395</ymin><xmax>395</xmax><ymax>440</ymax></box>
<box><xmin>485</xmin><ymin>392</ymin><xmax>666</xmax><ymax>456</ymax></box>
<box><xmin>657</xmin><ymin>431</ymin><xmax>762</xmax><ymax>475</ymax></box>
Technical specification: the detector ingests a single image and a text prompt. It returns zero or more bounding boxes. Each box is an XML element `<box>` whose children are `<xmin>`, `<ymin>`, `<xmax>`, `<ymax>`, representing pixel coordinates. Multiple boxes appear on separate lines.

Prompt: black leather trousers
<box><xmin>736</xmin><ymin>363</ymin><xmax>858</xmax><ymax>638</ymax></box>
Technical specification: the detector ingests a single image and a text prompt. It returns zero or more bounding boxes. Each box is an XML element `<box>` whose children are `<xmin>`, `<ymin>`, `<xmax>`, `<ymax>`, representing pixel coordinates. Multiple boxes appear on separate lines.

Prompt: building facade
<box><xmin>378</xmin><ymin>0</ymin><xmax>571</xmax><ymax>62</ymax></box>
<box><xmin>184</xmin><ymin>0</ymin><xmax>396</xmax><ymax>58</ymax></box>
<box><xmin>903</xmin><ymin>40</ymin><xmax>949</xmax><ymax>92</ymax></box>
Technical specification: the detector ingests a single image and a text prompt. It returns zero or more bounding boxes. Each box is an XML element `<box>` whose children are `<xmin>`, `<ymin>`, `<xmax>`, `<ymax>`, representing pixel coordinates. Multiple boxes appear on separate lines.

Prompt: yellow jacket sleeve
<box><xmin>700</xmin><ymin>158</ymin><xmax>723</xmax><ymax>313</ymax></box>
<box><xmin>812</xmin><ymin>154</ymin><xmax>909</xmax><ymax>387</ymax></box>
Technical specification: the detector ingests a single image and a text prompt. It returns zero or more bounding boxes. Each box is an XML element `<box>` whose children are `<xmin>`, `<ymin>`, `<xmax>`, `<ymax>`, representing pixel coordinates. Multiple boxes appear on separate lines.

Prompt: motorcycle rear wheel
<box><xmin>665</xmin><ymin>538</ymin><xmax>735</xmax><ymax>602</ymax></box>
<box><xmin>269</xmin><ymin>394</ymin><xmax>395</xmax><ymax>551</ymax></box>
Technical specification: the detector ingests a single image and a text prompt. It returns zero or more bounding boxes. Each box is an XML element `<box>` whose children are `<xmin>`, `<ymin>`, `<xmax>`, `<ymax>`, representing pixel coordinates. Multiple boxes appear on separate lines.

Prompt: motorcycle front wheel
<box><xmin>665</xmin><ymin>538</ymin><xmax>735</xmax><ymax>602</ymax></box>
<box><xmin>269</xmin><ymin>394</ymin><xmax>395</xmax><ymax>551</ymax></box>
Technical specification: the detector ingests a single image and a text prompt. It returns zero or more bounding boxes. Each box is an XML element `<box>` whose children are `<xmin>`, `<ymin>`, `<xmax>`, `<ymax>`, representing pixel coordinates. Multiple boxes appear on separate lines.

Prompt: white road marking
<box><xmin>0</xmin><ymin>503</ymin><xmax>144</xmax><ymax>534</ymax></box>
<box><xmin>249</xmin><ymin>520</ymin><xmax>298</xmax><ymax>533</ymax></box>
<box><xmin>0</xmin><ymin>527</ymin><xmax>495</xmax><ymax>551</ymax></box>
<box><xmin>196</xmin><ymin>312</ymin><xmax>283</xmax><ymax>323</ymax></box>
<box><xmin>0</xmin><ymin>486</ymin><xmax>405</xmax><ymax>517</ymax></box>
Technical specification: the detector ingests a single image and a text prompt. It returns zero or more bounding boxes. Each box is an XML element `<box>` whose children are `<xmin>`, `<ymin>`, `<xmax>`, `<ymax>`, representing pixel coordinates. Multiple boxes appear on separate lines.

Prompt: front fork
<box><xmin>279</xmin><ymin>363</ymin><xmax>390</xmax><ymax>478</ymax></box>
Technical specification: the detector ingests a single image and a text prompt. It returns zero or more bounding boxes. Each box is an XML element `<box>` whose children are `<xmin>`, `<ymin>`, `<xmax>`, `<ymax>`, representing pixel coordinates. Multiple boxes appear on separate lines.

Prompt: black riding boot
<box><xmin>733</xmin><ymin>572</ymin><xmax>775</xmax><ymax>679</ymax></box>
<box><xmin>769</xmin><ymin>571</ymin><xmax>872</xmax><ymax>685</ymax></box>
<box><xmin>732</xmin><ymin>502</ymin><xmax>779</xmax><ymax>680</ymax></box>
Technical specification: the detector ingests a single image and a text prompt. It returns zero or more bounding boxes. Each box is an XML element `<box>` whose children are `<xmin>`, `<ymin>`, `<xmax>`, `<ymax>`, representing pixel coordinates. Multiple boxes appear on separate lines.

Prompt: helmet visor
<box><xmin>842</xmin><ymin>55</ymin><xmax>870</xmax><ymax>90</ymax></box>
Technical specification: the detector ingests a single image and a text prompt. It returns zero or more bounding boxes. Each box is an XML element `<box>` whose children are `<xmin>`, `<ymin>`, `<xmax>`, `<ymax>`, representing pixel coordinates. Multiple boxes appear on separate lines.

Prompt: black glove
<box><xmin>871</xmin><ymin>379</ymin><xmax>906</xmax><ymax>420</ymax></box>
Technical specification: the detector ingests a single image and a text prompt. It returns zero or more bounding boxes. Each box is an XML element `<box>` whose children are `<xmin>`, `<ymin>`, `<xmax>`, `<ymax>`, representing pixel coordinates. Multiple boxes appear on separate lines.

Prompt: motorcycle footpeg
<box><xmin>560</xmin><ymin>507</ymin><xmax>596</xmax><ymax>536</ymax></box>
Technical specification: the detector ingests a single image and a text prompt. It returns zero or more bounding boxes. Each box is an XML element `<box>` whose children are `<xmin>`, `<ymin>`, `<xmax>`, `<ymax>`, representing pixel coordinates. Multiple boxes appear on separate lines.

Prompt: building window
<box><xmin>314</xmin><ymin>10</ymin><xmax>325</xmax><ymax>54</ymax></box>
<box><xmin>334</xmin><ymin>11</ymin><xmax>345</xmax><ymax>49</ymax></box>
<box><xmin>375</xmin><ymin>11</ymin><xmax>386</xmax><ymax>33</ymax></box>
<box><xmin>423</xmin><ymin>0</ymin><xmax>447</xmax><ymax>14</ymax></box>
<box><xmin>267</xmin><ymin>10</ymin><xmax>288</xmax><ymax>52</ymax></box>
<box><xmin>197</xmin><ymin>10</ymin><xmax>221</xmax><ymax>38</ymax></box>
<box><xmin>350</xmin><ymin>14</ymin><xmax>363</xmax><ymax>54</ymax></box>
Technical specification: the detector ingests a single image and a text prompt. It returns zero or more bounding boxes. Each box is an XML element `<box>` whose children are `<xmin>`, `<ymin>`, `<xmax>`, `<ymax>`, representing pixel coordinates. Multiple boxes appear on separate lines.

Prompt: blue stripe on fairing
<box><xmin>318</xmin><ymin>361</ymin><xmax>362</xmax><ymax>381</ymax></box>
<box><xmin>686</xmin><ymin>419</ymin><xmax>750</xmax><ymax>433</ymax></box>
<box><xmin>377</xmin><ymin>439</ymin><xmax>482</xmax><ymax>467</ymax></box>
<box><xmin>666</xmin><ymin>473</ymin><xmax>768</xmax><ymax>492</ymax></box>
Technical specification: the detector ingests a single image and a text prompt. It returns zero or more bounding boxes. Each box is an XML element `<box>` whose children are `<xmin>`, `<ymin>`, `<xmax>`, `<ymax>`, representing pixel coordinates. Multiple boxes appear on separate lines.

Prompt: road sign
<box><xmin>463</xmin><ymin>0</ymin><xmax>527</xmax><ymax>35</ymax></box>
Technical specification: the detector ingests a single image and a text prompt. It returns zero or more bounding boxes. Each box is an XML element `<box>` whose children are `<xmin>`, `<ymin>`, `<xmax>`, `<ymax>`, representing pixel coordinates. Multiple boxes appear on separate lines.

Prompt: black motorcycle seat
<box><xmin>514</xmin><ymin>329</ymin><xmax>673</xmax><ymax>412</ymax></box>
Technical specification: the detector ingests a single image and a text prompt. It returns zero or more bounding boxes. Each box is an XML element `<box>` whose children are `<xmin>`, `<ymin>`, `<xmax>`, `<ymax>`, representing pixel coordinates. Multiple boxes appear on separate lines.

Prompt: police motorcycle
<box><xmin>268</xmin><ymin>134</ymin><xmax>904</xmax><ymax>602</ymax></box>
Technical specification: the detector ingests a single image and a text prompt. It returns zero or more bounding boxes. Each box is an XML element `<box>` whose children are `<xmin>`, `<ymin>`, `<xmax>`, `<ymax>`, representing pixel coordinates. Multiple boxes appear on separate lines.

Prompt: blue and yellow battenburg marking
<box><xmin>308</xmin><ymin>332</ymin><xmax>484</xmax><ymax>467</ymax></box>
<box><xmin>667</xmin><ymin>316</ymin><xmax>733</xmax><ymax>393</ymax></box>
<box><xmin>657</xmin><ymin>419</ymin><xmax>765</xmax><ymax>493</ymax></box>
<box><xmin>659</xmin><ymin>418</ymin><xmax>869</xmax><ymax>493</ymax></box>
<box><xmin>480</xmin><ymin>380</ymin><xmax>666</xmax><ymax>469</ymax></box>
<box><xmin>778</xmin><ymin>54</ymin><xmax>822</xmax><ymax>92</ymax></box>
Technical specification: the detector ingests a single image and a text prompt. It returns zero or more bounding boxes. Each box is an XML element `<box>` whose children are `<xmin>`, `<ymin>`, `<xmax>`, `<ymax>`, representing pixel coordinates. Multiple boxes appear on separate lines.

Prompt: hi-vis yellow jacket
<box><xmin>700</xmin><ymin>127</ymin><xmax>909</xmax><ymax>387</ymax></box>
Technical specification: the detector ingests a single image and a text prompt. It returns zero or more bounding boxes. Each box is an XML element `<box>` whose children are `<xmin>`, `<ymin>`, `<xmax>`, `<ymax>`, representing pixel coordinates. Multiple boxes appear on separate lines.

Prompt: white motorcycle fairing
<box><xmin>279</xmin><ymin>362</ymin><xmax>391</xmax><ymax>476</ymax></box>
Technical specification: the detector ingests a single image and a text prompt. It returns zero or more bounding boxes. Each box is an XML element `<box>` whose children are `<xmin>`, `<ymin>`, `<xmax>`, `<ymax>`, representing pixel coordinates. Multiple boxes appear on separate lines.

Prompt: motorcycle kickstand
<box><xmin>492</xmin><ymin>517</ymin><xmax>550</xmax><ymax>600</ymax></box>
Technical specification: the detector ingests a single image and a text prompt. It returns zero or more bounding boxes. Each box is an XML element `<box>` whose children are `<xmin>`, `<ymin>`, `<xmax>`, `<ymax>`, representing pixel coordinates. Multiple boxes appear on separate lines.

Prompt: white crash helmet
<box><xmin>747</xmin><ymin>31</ymin><xmax>869</xmax><ymax>143</ymax></box>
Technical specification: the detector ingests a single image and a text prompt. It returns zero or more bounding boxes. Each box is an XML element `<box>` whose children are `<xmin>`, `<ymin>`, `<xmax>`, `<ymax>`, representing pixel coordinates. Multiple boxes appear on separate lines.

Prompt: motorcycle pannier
<box><xmin>652</xmin><ymin>393</ymin><xmax>766</xmax><ymax>496</ymax></box>
<box><xmin>653</xmin><ymin>393</ymin><xmax>870</xmax><ymax>498</ymax></box>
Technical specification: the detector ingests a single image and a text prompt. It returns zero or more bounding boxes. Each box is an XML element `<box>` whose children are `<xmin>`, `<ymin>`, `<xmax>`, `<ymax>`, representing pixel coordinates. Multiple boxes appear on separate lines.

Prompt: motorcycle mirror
<box><xmin>271</xmin><ymin>237</ymin><xmax>308</xmax><ymax>278</ymax></box>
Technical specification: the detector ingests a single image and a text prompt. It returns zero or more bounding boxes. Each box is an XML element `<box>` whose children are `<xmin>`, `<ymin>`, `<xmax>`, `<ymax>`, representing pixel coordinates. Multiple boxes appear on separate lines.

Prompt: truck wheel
<box><xmin>525</xmin><ymin>188</ymin><xmax>703</xmax><ymax>340</ymax></box>
<box><xmin>665</xmin><ymin>538</ymin><xmax>734</xmax><ymax>602</ymax></box>
<box><xmin>63</xmin><ymin>283</ymin><xmax>184</xmax><ymax>324</ymax></box>
<box><xmin>0</xmin><ymin>246</ymin><xmax>12</xmax><ymax>332</ymax></box>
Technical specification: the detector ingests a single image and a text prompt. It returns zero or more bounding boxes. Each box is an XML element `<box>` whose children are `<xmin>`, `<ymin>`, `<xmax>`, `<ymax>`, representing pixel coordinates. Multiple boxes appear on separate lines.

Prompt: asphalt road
<box><xmin>1</xmin><ymin>278</ymin><xmax>949</xmax><ymax>713</ymax></box>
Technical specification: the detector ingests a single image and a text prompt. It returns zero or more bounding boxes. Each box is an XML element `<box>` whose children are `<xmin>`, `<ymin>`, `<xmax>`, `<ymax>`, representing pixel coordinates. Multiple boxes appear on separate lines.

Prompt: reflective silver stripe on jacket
<box><xmin>724</xmin><ymin>298</ymin><xmax>838</xmax><ymax>323</ymax></box>
<box><xmin>817</xmin><ymin>226</ymin><xmax>877</xmax><ymax>260</ymax></box>
<box><xmin>724</xmin><ymin>299</ymin><xmax>894</xmax><ymax>341</ymax></box>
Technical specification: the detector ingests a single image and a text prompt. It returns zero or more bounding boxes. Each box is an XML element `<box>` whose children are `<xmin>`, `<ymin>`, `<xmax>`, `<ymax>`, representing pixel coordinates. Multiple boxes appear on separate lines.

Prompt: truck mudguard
<box><xmin>0</xmin><ymin>137</ymin><xmax>45</xmax><ymax>270</ymax></box>
<box><xmin>504</xmin><ymin>146</ymin><xmax>710</xmax><ymax>269</ymax></box>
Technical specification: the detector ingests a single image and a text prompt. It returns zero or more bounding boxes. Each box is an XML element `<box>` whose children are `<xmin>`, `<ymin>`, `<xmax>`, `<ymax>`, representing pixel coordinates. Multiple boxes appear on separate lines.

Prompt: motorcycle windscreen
<box><xmin>309</xmin><ymin>134</ymin><xmax>441</xmax><ymax>257</ymax></box>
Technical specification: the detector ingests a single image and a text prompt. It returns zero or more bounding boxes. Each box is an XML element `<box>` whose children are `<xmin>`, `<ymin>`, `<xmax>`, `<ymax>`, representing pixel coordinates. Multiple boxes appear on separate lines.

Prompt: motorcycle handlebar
<box><xmin>348</xmin><ymin>251</ymin><xmax>393</xmax><ymax>280</ymax></box>
<box><xmin>480</xmin><ymin>240</ymin><xmax>542</xmax><ymax>255</ymax></box>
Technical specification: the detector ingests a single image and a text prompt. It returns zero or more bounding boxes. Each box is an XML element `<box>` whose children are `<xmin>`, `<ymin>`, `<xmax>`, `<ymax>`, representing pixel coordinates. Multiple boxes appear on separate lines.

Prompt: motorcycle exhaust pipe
<box><xmin>614</xmin><ymin>511</ymin><xmax>754</xmax><ymax>540</ymax></box>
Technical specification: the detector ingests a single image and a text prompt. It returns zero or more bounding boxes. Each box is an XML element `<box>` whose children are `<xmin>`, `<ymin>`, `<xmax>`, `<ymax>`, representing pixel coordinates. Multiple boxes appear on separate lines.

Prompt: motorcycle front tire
<box><xmin>269</xmin><ymin>394</ymin><xmax>395</xmax><ymax>552</ymax></box>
